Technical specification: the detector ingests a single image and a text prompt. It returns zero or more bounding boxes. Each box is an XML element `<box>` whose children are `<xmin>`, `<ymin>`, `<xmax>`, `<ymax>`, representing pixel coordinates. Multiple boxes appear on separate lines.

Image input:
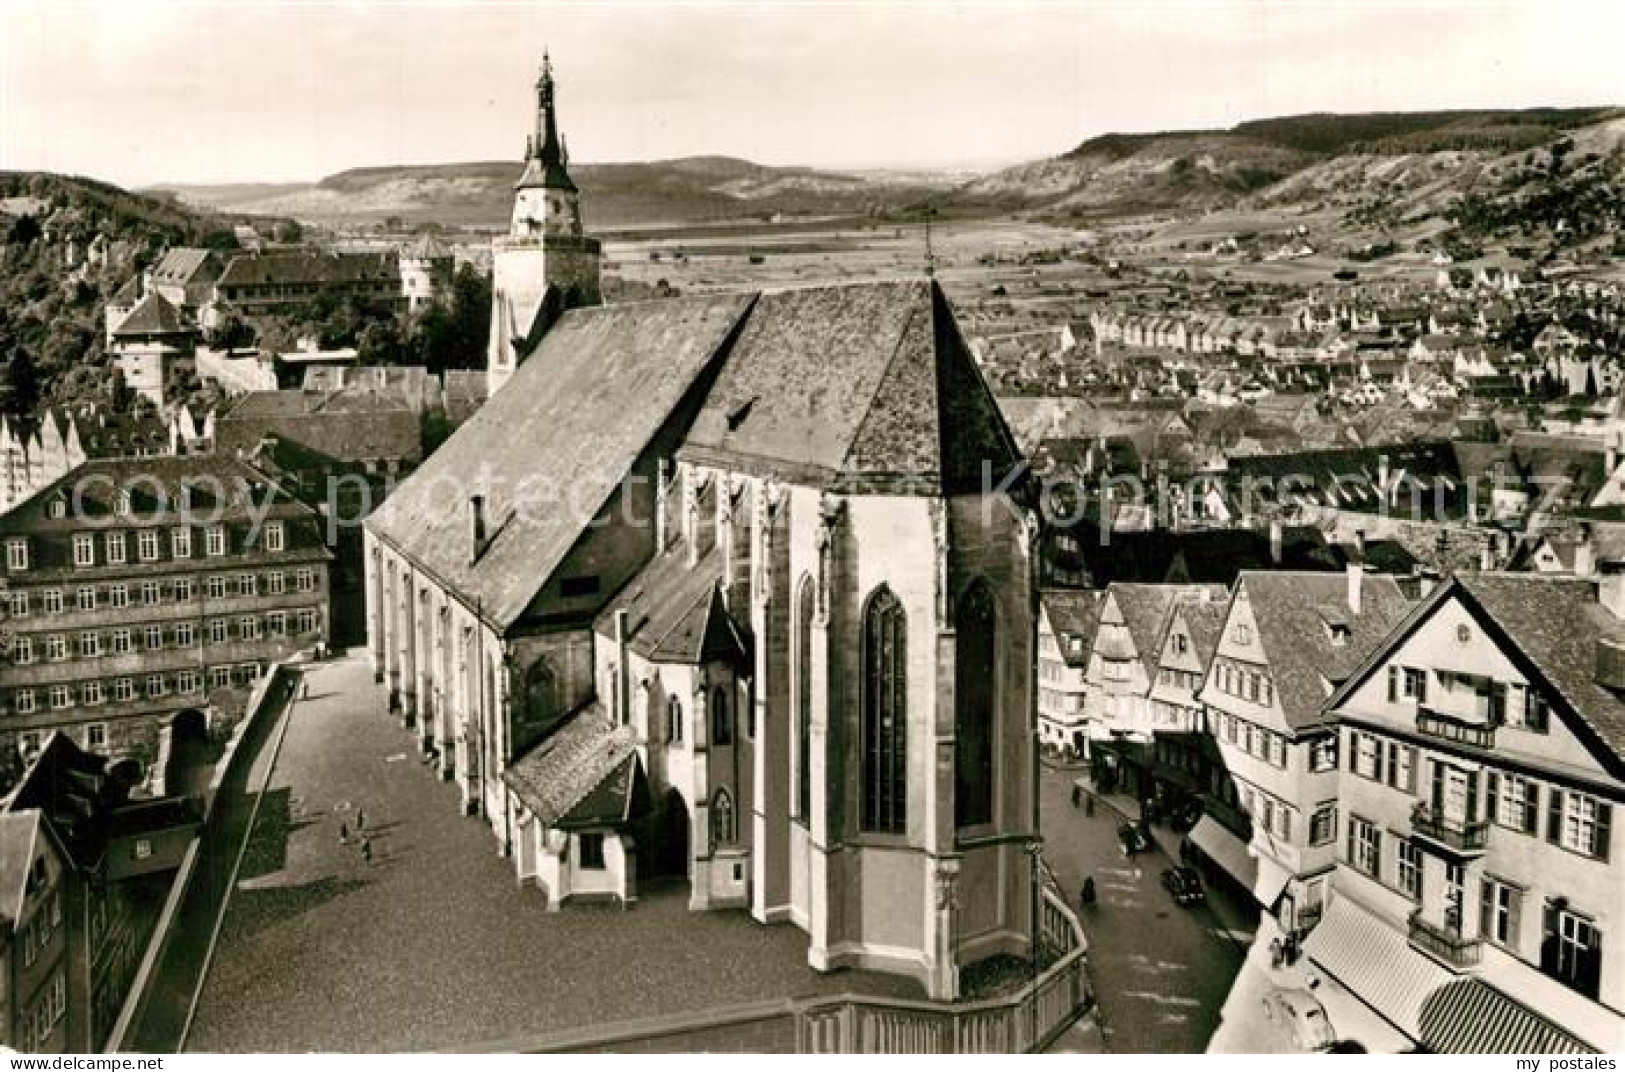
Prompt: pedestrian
<box><xmin>1080</xmin><ymin>876</ymin><xmax>1096</xmax><ymax>909</ymax></box>
<box><xmin>338</xmin><ymin>820</ymin><xmax>349</xmax><ymax>845</ymax></box>
<box><xmin>1270</xmin><ymin>936</ymin><xmax>1284</xmax><ymax>969</ymax></box>
<box><xmin>1084</xmin><ymin>794</ymin><xmax>1095</xmax><ymax>818</ymax></box>
<box><xmin>355</xmin><ymin>806</ymin><xmax>366</xmax><ymax>832</ymax></box>
<box><xmin>1071</xmin><ymin>784</ymin><xmax>1082</xmax><ymax>808</ymax></box>
<box><xmin>360</xmin><ymin>836</ymin><xmax>373</xmax><ymax>865</ymax></box>
<box><xmin>301</xmin><ymin>679</ymin><xmax>310</xmax><ymax>700</ymax></box>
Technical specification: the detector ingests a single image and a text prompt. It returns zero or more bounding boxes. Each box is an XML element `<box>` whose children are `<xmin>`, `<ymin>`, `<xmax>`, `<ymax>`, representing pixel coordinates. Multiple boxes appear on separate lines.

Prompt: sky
<box><xmin>0</xmin><ymin>0</ymin><xmax>1620</xmax><ymax>187</ymax></box>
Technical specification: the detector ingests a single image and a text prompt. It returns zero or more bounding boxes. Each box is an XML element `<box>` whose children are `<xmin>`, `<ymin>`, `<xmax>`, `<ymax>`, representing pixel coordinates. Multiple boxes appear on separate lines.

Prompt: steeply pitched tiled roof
<box><xmin>1456</xmin><ymin>574</ymin><xmax>1625</xmax><ymax>763</ymax></box>
<box><xmin>1179</xmin><ymin>596</ymin><xmax>1230</xmax><ymax>667</ymax></box>
<box><xmin>366</xmin><ymin>293</ymin><xmax>755</xmax><ymax>629</ymax></box>
<box><xmin>0</xmin><ymin>811</ymin><xmax>44</xmax><ymax>927</ymax></box>
<box><xmin>502</xmin><ymin>704</ymin><xmax>639</xmax><ymax>828</ymax></box>
<box><xmin>679</xmin><ymin>281</ymin><xmax>1020</xmax><ymax>494</ymax></box>
<box><xmin>216</xmin><ymin>389</ymin><xmax>422</xmax><ymax>464</ymax></box>
<box><xmin>1109</xmin><ymin>583</ymin><xmax>1227</xmax><ymax>674</ymax></box>
<box><xmin>596</xmin><ymin>539</ymin><xmax>751</xmax><ymax>666</ymax></box>
<box><xmin>1237</xmin><ymin>570</ymin><xmax>1411</xmax><ymax>731</ymax></box>
<box><xmin>216</xmin><ymin>250</ymin><xmax>397</xmax><ymax>289</ymax></box>
<box><xmin>150</xmin><ymin>247</ymin><xmax>224</xmax><ymax>286</ymax></box>
<box><xmin>111</xmin><ymin>291</ymin><xmax>187</xmax><ymax>337</ymax></box>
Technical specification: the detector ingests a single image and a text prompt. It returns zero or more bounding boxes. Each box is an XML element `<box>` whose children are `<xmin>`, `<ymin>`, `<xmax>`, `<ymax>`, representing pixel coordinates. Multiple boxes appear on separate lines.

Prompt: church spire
<box><xmin>522</xmin><ymin>50</ymin><xmax>576</xmax><ymax>192</ymax></box>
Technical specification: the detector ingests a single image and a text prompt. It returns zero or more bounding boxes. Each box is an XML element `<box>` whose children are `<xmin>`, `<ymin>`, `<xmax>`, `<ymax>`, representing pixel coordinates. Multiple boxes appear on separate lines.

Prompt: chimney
<box><xmin>1575</xmin><ymin>523</ymin><xmax>1596</xmax><ymax>578</ymax></box>
<box><xmin>1346</xmin><ymin>561</ymin><xmax>1363</xmax><ymax>616</ymax></box>
<box><xmin>1269</xmin><ymin>519</ymin><xmax>1283</xmax><ymax>565</ymax></box>
<box><xmin>469</xmin><ymin>494</ymin><xmax>487</xmax><ymax>562</ymax></box>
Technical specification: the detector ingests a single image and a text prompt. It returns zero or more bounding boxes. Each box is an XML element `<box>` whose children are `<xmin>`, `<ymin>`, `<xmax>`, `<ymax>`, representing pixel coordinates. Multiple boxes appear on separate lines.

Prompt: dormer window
<box><xmin>47</xmin><ymin>498</ymin><xmax>66</xmax><ymax>520</ymax></box>
<box><xmin>114</xmin><ymin>489</ymin><xmax>131</xmax><ymax>517</ymax></box>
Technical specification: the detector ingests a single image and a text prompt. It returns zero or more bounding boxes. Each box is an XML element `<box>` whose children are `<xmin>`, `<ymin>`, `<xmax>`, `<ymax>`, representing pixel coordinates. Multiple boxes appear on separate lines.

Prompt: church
<box><xmin>363</xmin><ymin>58</ymin><xmax>1040</xmax><ymax>1000</ymax></box>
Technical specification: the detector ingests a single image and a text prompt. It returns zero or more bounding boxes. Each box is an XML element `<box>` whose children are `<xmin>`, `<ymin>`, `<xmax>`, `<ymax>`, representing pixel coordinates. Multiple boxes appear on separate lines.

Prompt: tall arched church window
<box><xmin>712</xmin><ymin>684</ymin><xmax>732</xmax><ymax>745</ymax></box>
<box><xmin>955</xmin><ymin>581</ymin><xmax>997</xmax><ymax>828</ymax></box>
<box><xmin>667</xmin><ymin>694</ymin><xmax>683</xmax><ymax>744</ymax></box>
<box><xmin>712</xmin><ymin>788</ymin><xmax>735</xmax><ymax>845</ymax></box>
<box><xmin>795</xmin><ymin>575</ymin><xmax>815</xmax><ymax>822</ymax></box>
<box><xmin>862</xmin><ymin>586</ymin><xmax>907</xmax><ymax>834</ymax></box>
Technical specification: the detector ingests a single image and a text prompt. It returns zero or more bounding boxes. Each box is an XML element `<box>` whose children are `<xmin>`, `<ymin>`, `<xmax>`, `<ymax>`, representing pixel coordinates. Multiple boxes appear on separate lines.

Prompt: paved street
<box><xmin>185</xmin><ymin>650</ymin><xmax>915</xmax><ymax>1052</ymax></box>
<box><xmin>1038</xmin><ymin>763</ymin><xmax>1253</xmax><ymax>1053</ymax></box>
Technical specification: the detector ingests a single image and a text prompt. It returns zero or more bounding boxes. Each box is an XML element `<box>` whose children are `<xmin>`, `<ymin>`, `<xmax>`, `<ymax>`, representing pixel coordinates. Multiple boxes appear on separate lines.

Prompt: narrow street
<box><xmin>1038</xmin><ymin>763</ymin><xmax>1254</xmax><ymax>1053</ymax></box>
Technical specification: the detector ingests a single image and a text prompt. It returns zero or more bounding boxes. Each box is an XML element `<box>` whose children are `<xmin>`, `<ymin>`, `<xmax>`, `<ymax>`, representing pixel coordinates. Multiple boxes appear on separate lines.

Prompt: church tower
<box><xmin>487</xmin><ymin>53</ymin><xmax>602</xmax><ymax>396</ymax></box>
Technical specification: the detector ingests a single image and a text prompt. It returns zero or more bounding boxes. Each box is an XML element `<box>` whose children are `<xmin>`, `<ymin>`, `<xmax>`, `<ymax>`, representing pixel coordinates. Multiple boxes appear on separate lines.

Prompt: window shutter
<box><xmin>1596</xmin><ymin>802</ymin><xmax>1612</xmax><ymax>862</ymax></box>
<box><xmin>1486</xmin><ymin>772</ymin><xmax>1500</xmax><ymax>825</ymax></box>
<box><xmin>1405</xmin><ymin>746</ymin><xmax>1418</xmax><ymax>793</ymax></box>
<box><xmin>1507</xmin><ymin>888</ymin><xmax>1523</xmax><ymax>948</ymax></box>
<box><xmin>1387</xmin><ymin>665</ymin><xmax>1399</xmax><ymax>702</ymax></box>
<box><xmin>1347</xmin><ymin>731</ymin><xmax>1358</xmax><ymax>772</ymax></box>
<box><xmin>1546</xmin><ymin>787</ymin><xmax>1564</xmax><ymax>845</ymax></box>
<box><xmin>1522</xmin><ymin>785</ymin><xmax>1539</xmax><ymax>835</ymax></box>
<box><xmin>1467</xmin><ymin>772</ymin><xmax>1480</xmax><ymax>823</ymax></box>
<box><xmin>1375</xmin><ymin>740</ymin><xmax>1386</xmax><ymax>785</ymax></box>
<box><xmin>1478</xmin><ymin>878</ymin><xmax>1493</xmax><ymax>938</ymax></box>
<box><xmin>1417</xmin><ymin>670</ymin><xmax>1428</xmax><ymax>705</ymax></box>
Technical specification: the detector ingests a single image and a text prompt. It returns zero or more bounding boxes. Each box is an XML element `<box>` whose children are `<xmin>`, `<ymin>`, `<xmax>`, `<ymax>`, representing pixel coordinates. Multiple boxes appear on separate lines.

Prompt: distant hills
<box><xmin>150</xmin><ymin>156</ymin><xmax>955</xmax><ymax>232</ymax></box>
<box><xmin>145</xmin><ymin>106</ymin><xmax>1625</xmax><ymax>250</ymax></box>
<box><xmin>954</xmin><ymin>107</ymin><xmax>1625</xmax><ymax>221</ymax></box>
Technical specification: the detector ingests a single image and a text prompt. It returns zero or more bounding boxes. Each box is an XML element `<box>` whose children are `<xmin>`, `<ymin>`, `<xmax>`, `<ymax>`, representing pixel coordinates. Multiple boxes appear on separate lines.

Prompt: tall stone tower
<box><xmin>486</xmin><ymin>53</ymin><xmax>602</xmax><ymax>396</ymax></box>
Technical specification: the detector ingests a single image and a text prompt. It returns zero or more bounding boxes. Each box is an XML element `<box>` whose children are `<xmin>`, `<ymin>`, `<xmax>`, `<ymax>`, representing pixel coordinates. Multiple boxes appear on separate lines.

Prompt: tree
<box><xmin>108</xmin><ymin>367</ymin><xmax>135</xmax><ymax>413</ymax></box>
<box><xmin>3</xmin><ymin>348</ymin><xmax>39</xmax><ymax>416</ymax></box>
<box><xmin>357</xmin><ymin>319</ymin><xmax>405</xmax><ymax>366</ymax></box>
<box><xmin>272</xmin><ymin>219</ymin><xmax>303</xmax><ymax>244</ymax></box>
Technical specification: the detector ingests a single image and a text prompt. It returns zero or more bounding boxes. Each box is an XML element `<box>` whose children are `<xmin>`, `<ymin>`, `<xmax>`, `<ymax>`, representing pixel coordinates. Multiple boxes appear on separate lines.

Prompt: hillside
<box><xmin>952</xmin><ymin>107</ymin><xmax>1625</xmax><ymax>223</ymax></box>
<box><xmin>151</xmin><ymin>156</ymin><xmax>954</xmax><ymax>232</ymax></box>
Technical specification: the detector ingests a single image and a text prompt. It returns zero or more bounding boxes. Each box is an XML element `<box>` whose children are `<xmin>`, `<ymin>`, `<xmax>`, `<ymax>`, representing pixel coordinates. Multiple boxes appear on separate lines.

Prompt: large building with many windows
<box><xmin>0</xmin><ymin>455</ymin><xmax>330</xmax><ymax>778</ymax></box>
<box><xmin>1309</xmin><ymin>571</ymin><xmax>1623</xmax><ymax>1053</ymax></box>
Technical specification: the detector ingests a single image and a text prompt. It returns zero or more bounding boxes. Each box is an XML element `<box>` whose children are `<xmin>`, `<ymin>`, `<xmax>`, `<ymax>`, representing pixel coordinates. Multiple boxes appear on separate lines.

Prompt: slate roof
<box><xmin>216</xmin><ymin>251</ymin><xmax>397</xmax><ymax>289</ymax></box>
<box><xmin>1040</xmin><ymin>589</ymin><xmax>1104</xmax><ymax>668</ymax></box>
<box><xmin>111</xmin><ymin>291</ymin><xmax>188</xmax><ymax>337</ymax></box>
<box><xmin>0</xmin><ymin>811</ymin><xmax>44</xmax><ymax>927</ymax></box>
<box><xmin>502</xmin><ymin>704</ymin><xmax>639</xmax><ymax>828</ymax></box>
<box><xmin>1456</xmin><ymin>574</ymin><xmax>1625</xmax><ymax>762</ymax></box>
<box><xmin>1233</xmin><ymin>570</ymin><xmax>1411</xmax><ymax>731</ymax></box>
<box><xmin>216</xmin><ymin>389</ymin><xmax>422</xmax><ymax>464</ymax></box>
<box><xmin>1179</xmin><ymin>596</ymin><xmax>1230</xmax><ymax>667</ymax></box>
<box><xmin>678</xmin><ymin>281</ymin><xmax>1020</xmax><ymax>494</ymax></box>
<box><xmin>1108</xmin><ymin>583</ymin><xmax>1227</xmax><ymax>674</ymax></box>
<box><xmin>366</xmin><ymin>293</ymin><xmax>756</xmax><ymax>629</ymax></box>
<box><xmin>596</xmin><ymin>540</ymin><xmax>751</xmax><ymax>666</ymax></box>
<box><xmin>150</xmin><ymin>247</ymin><xmax>225</xmax><ymax>287</ymax></box>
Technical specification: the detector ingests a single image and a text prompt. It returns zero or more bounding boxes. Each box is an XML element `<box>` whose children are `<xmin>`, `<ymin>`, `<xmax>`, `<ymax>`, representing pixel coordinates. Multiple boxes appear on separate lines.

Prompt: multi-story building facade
<box><xmin>1193</xmin><ymin>568</ymin><xmax>1410</xmax><ymax>934</ymax></box>
<box><xmin>1311</xmin><ymin>572</ymin><xmax>1623</xmax><ymax>1053</ymax></box>
<box><xmin>0</xmin><ymin>455</ymin><xmax>330</xmax><ymax>775</ymax></box>
<box><xmin>1085</xmin><ymin>583</ymin><xmax>1224</xmax><ymax>798</ymax></box>
<box><xmin>1038</xmin><ymin>589</ymin><xmax>1101</xmax><ymax>757</ymax></box>
<box><xmin>0</xmin><ymin>809</ymin><xmax>69</xmax><ymax>1052</ymax></box>
<box><xmin>1144</xmin><ymin>592</ymin><xmax>1228</xmax><ymax>811</ymax></box>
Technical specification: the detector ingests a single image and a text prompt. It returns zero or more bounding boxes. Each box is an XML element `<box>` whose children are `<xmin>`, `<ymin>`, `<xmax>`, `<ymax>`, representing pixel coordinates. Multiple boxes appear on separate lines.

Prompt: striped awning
<box><xmin>1419</xmin><ymin>979</ymin><xmax>1594</xmax><ymax>1055</ymax></box>
<box><xmin>1305</xmin><ymin>896</ymin><xmax>1597</xmax><ymax>1053</ymax></box>
<box><xmin>1187</xmin><ymin>816</ymin><xmax>1292</xmax><ymax>908</ymax></box>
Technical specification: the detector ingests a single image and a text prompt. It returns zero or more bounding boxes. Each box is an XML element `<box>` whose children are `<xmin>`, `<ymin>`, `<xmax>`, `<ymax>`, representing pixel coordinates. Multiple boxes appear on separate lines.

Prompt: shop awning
<box><xmin>1188</xmin><ymin>815</ymin><xmax>1260</xmax><ymax>899</ymax></box>
<box><xmin>1253</xmin><ymin>853</ymin><xmax>1293</xmax><ymax>909</ymax></box>
<box><xmin>1420</xmin><ymin>978</ymin><xmax>1595</xmax><ymax>1055</ymax></box>
<box><xmin>1303</xmin><ymin>896</ymin><xmax>1596</xmax><ymax>1053</ymax></box>
<box><xmin>1302</xmin><ymin>895</ymin><xmax>1451</xmax><ymax>1041</ymax></box>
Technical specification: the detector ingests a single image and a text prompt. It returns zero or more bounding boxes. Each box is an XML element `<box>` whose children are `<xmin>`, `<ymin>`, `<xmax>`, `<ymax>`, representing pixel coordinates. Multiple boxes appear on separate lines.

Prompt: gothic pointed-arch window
<box><xmin>712</xmin><ymin>788</ymin><xmax>735</xmax><ymax>845</ymax></box>
<box><xmin>861</xmin><ymin>586</ymin><xmax>907</xmax><ymax>834</ymax></box>
<box><xmin>712</xmin><ymin>684</ymin><xmax>732</xmax><ymax>745</ymax></box>
<box><xmin>667</xmin><ymin>694</ymin><xmax>683</xmax><ymax>744</ymax></box>
<box><xmin>795</xmin><ymin>575</ymin><xmax>815</xmax><ymax>822</ymax></box>
<box><xmin>955</xmin><ymin>580</ymin><xmax>997</xmax><ymax>828</ymax></box>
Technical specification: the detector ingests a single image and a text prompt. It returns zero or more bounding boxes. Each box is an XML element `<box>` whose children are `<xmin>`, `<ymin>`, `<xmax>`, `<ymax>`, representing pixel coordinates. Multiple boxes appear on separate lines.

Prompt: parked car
<box><xmin>1161</xmin><ymin>865</ymin><xmax>1205</xmax><ymax>905</ymax></box>
<box><xmin>1117</xmin><ymin>822</ymin><xmax>1149</xmax><ymax>856</ymax></box>
<box><xmin>1261</xmin><ymin>988</ymin><xmax>1336</xmax><ymax>1052</ymax></box>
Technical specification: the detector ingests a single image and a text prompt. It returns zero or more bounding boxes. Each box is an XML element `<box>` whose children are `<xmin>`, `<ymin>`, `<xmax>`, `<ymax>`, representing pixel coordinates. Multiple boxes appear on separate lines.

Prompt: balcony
<box><xmin>1416</xmin><ymin>707</ymin><xmax>1497</xmax><ymax>749</ymax></box>
<box><xmin>1408</xmin><ymin>911</ymin><xmax>1482</xmax><ymax>971</ymax></box>
<box><xmin>1411</xmin><ymin>803</ymin><xmax>1489</xmax><ymax>853</ymax></box>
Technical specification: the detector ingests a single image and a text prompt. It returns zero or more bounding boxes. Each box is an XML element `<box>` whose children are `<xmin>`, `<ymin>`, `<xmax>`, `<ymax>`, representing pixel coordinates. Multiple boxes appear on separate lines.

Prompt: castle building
<box><xmin>485</xmin><ymin>53</ymin><xmax>602</xmax><ymax>397</ymax></box>
<box><xmin>398</xmin><ymin>235</ymin><xmax>454</xmax><ymax>314</ymax></box>
<box><xmin>365</xmin><ymin>62</ymin><xmax>1040</xmax><ymax>1002</ymax></box>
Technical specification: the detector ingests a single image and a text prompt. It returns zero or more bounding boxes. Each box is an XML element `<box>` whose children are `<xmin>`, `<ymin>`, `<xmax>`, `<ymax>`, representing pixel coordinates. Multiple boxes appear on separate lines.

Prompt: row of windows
<box><xmin>29</xmin><ymin>970</ymin><xmax>66</xmax><ymax>1049</ymax></box>
<box><xmin>1346</xmin><ymin>815</ymin><xmax>1603</xmax><ymax>1000</ymax></box>
<box><xmin>7</xmin><ymin>522</ymin><xmax>287</xmax><ymax>572</ymax></box>
<box><xmin>11</xmin><ymin>609</ymin><xmax>320</xmax><ymax>664</ymax></box>
<box><xmin>1385</xmin><ymin>665</ymin><xmax>1551</xmax><ymax>732</ymax></box>
<box><xmin>1214</xmin><ymin>709</ymin><xmax>1291</xmax><ymax>769</ymax></box>
<box><xmin>1212</xmin><ymin>658</ymin><xmax>1275</xmax><ymax>707</ymax></box>
<box><xmin>20</xmin><ymin>889</ymin><xmax>64</xmax><ymax>968</ymax></box>
<box><xmin>1350</xmin><ymin>730</ymin><xmax>1611</xmax><ymax>860</ymax></box>
<box><xmin>5</xmin><ymin>568</ymin><xmax>320</xmax><ymax>617</ymax></box>
<box><xmin>10</xmin><ymin>663</ymin><xmax>269</xmax><ymax>713</ymax></box>
<box><xmin>1234</xmin><ymin>777</ymin><xmax>1294</xmax><ymax>841</ymax></box>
